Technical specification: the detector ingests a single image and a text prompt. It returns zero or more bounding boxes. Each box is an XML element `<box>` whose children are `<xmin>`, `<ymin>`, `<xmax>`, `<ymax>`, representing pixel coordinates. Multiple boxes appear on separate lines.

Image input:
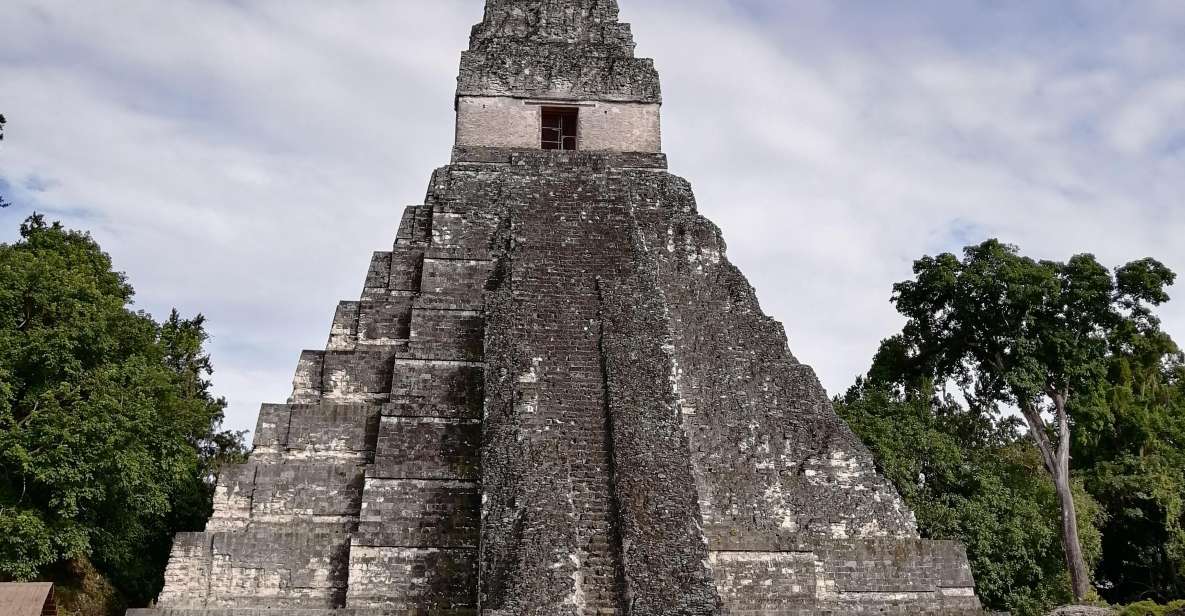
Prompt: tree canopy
<box><xmin>0</xmin><ymin>215</ymin><xmax>247</xmax><ymax>612</ymax></box>
<box><xmin>1075</xmin><ymin>330</ymin><xmax>1185</xmax><ymax>602</ymax></box>
<box><xmin>840</xmin><ymin>239</ymin><xmax>1185</xmax><ymax>613</ymax></box>
<box><xmin>882</xmin><ymin>239</ymin><xmax>1175</xmax><ymax>600</ymax></box>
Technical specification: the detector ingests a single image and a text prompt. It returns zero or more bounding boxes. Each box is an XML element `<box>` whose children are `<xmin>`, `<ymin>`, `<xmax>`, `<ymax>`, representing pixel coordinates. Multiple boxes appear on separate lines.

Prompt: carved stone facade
<box><xmin>130</xmin><ymin>1</ymin><xmax>984</xmax><ymax>614</ymax></box>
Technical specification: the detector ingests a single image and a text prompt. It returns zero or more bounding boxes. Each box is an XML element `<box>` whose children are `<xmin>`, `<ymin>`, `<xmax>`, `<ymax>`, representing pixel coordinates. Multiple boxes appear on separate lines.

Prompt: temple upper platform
<box><xmin>455</xmin><ymin>0</ymin><xmax>662</xmax><ymax>153</ymax></box>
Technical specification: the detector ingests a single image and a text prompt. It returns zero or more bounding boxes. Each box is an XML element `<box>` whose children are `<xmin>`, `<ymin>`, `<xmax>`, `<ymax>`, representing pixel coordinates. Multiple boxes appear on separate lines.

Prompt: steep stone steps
<box><xmin>334</xmin><ymin>196</ymin><xmax>490</xmax><ymax>611</ymax></box>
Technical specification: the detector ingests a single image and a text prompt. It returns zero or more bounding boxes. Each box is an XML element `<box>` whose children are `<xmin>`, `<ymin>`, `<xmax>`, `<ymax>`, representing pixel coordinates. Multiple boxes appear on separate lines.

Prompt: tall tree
<box><xmin>0</xmin><ymin>216</ymin><xmax>247</xmax><ymax>612</ymax></box>
<box><xmin>886</xmin><ymin>239</ymin><xmax>1175</xmax><ymax>601</ymax></box>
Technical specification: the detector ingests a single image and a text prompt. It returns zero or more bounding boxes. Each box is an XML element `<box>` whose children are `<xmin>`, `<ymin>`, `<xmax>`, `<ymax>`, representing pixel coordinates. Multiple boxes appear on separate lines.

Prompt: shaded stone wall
<box><xmin>630</xmin><ymin>175</ymin><xmax>921</xmax><ymax>542</ymax></box>
<box><xmin>476</xmin><ymin>151</ymin><xmax>717</xmax><ymax>614</ymax></box>
<box><xmin>452</xmin><ymin>147</ymin><xmax>981</xmax><ymax>615</ymax></box>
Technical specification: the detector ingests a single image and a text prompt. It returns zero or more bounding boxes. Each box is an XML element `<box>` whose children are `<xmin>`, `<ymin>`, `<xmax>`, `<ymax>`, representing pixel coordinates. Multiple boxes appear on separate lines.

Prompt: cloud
<box><xmin>2</xmin><ymin>0</ymin><xmax>1182</xmax><ymax>434</ymax></box>
<box><xmin>1106</xmin><ymin>78</ymin><xmax>1185</xmax><ymax>155</ymax></box>
<box><xmin>0</xmin><ymin>0</ymin><xmax>480</xmax><ymax>432</ymax></box>
<box><xmin>622</xmin><ymin>0</ymin><xmax>1185</xmax><ymax>399</ymax></box>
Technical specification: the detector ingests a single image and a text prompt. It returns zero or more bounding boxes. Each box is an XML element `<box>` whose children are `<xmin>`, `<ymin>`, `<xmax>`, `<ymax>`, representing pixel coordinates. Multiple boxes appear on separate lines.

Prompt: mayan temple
<box><xmin>129</xmin><ymin>1</ymin><xmax>984</xmax><ymax>614</ymax></box>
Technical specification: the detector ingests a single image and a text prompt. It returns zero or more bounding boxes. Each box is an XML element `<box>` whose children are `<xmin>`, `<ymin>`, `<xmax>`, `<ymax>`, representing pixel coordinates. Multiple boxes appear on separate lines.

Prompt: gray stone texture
<box><xmin>1052</xmin><ymin>606</ymin><xmax>1113</xmax><ymax>616</ymax></box>
<box><xmin>1047</xmin><ymin>608</ymin><xmax>1116</xmax><ymax>616</ymax></box>
<box><xmin>459</xmin><ymin>0</ymin><xmax>660</xmax><ymax>103</ymax></box>
<box><xmin>137</xmin><ymin>1</ymin><xmax>984</xmax><ymax>614</ymax></box>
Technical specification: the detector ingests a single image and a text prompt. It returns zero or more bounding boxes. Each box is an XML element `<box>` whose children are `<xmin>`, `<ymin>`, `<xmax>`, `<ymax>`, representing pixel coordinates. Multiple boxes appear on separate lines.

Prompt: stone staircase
<box><xmin>133</xmin><ymin>181</ymin><xmax>496</xmax><ymax>614</ymax></box>
<box><xmin>132</xmin><ymin>149</ymin><xmax>987</xmax><ymax>616</ymax></box>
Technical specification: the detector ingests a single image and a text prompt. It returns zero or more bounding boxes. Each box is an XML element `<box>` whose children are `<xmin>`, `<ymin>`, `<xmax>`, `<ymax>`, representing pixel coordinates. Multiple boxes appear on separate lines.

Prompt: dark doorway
<box><xmin>541</xmin><ymin>107</ymin><xmax>579</xmax><ymax>150</ymax></box>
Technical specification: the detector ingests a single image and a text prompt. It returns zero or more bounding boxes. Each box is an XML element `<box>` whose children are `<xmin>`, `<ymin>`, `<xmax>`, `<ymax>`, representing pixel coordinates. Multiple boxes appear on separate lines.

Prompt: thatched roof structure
<box><xmin>0</xmin><ymin>583</ymin><xmax>56</xmax><ymax>616</ymax></box>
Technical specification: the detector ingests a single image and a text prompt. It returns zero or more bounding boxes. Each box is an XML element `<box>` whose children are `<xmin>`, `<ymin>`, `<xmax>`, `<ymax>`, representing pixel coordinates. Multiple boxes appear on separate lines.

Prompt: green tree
<box><xmin>1073</xmin><ymin>329</ymin><xmax>1185</xmax><ymax>602</ymax></box>
<box><xmin>0</xmin><ymin>215</ymin><xmax>247</xmax><ymax>611</ymax></box>
<box><xmin>885</xmin><ymin>239</ymin><xmax>1175</xmax><ymax>601</ymax></box>
<box><xmin>837</xmin><ymin>378</ymin><xmax>1102</xmax><ymax>615</ymax></box>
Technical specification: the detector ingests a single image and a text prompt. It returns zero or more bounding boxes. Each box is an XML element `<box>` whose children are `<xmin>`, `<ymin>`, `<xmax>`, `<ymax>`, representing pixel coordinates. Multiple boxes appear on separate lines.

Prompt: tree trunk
<box><xmin>1020</xmin><ymin>396</ymin><xmax>1092</xmax><ymax>602</ymax></box>
<box><xmin>1053</xmin><ymin>459</ymin><xmax>1092</xmax><ymax>601</ymax></box>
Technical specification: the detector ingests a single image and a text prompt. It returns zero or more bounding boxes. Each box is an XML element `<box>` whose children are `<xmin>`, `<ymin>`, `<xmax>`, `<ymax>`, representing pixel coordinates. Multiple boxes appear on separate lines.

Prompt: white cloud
<box><xmin>1</xmin><ymin>0</ymin><xmax>1182</xmax><ymax>434</ymax></box>
<box><xmin>1106</xmin><ymin>78</ymin><xmax>1185</xmax><ymax>155</ymax></box>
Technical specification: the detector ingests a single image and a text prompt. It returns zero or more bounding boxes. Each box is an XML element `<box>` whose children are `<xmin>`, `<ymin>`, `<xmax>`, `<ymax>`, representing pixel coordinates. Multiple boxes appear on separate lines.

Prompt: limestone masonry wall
<box><xmin>137</xmin><ymin>147</ymin><xmax>982</xmax><ymax>616</ymax></box>
<box><xmin>131</xmin><ymin>0</ymin><xmax>984</xmax><ymax>614</ymax></box>
<box><xmin>455</xmin><ymin>96</ymin><xmax>661</xmax><ymax>152</ymax></box>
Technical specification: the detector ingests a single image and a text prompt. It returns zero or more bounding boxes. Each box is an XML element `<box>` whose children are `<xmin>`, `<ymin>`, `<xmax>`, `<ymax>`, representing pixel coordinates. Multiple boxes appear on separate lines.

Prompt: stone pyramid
<box><xmin>130</xmin><ymin>1</ymin><xmax>984</xmax><ymax>614</ymax></box>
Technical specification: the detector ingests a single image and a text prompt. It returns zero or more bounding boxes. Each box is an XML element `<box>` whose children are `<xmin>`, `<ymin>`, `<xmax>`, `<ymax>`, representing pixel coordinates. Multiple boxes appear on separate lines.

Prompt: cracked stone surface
<box><xmin>130</xmin><ymin>1</ymin><xmax>985</xmax><ymax>615</ymax></box>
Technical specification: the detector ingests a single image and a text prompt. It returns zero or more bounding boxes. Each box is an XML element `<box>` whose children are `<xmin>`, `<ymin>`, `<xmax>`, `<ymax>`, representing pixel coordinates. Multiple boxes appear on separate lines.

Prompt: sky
<box><xmin>1</xmin><ymin>0</ymin><xmax>1183</xmax><ymax>436</ymax></box>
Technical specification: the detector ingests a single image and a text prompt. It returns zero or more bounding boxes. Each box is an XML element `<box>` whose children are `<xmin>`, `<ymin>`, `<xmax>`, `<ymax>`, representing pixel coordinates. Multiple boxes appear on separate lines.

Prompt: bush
<box><xmin>1115</xmin><ymin>600</ymin><xmax>1185</xmax><ymax>616</ymax></box>
<box><xmin>0</xmin><ymin>216</ymin><xmax>248</xmax><ymax>611</ymax></box>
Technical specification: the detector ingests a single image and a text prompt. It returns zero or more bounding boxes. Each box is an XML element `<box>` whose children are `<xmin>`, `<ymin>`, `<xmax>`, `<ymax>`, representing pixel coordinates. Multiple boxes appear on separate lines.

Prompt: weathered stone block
<box><xmin>157</xmin><ymin>530</ymin><xmax>351</xmax><ymax>609</ymax></box>
<box><xmin>290</xmin><ymin>350</ymin><xmax>325</xmax><ymax>403</ymax></box>
<box><xmin>327</xmin><ymin>301</ymin><xmax>361</xmax><ymax>351</ymax></box>
<box><xmin>419</xmin><ymin>258</ymin><xmax>494</xmax><ymax>306</ymax></box>
<box><xmin>388</xmin><ymin>359</ymin><xmax>484</xmax><ymax>418</ymax></box>
<box><xmin>355</xmin><ymin>479</ymin><xmax>479</xmax><ymax>548</ymax></box>
<box><xmin>371</xmin><ymin>416</ymin><xmax>481</xmax><ymax>481</ymax></box>
<box><xmin>346</xmin><ymin>546</ymin><xmax>478</xmax><ymax>610</ymax></box>
<box><xmin>356</xmin><ymin>299</ymin><xmax>413</xmax><ymax>345</ymax></box>
<box><xmin>250</xmin><ymin>404</ymin><xmax>379</xmax><ymax>462</ymax></box>
<box><xmin>321</xmin><ymin>347</ymin><xmax>402</xmax><ymax>402</ymax></box>
<box><xmin>430</xmin><ymin>210</ymin><xmax>502</xmax><ymax>251</ymax></box>
<box><xmin>387</xmin><ymin>245</ymin><xmax>425</xmax><ymax>292</ymax></box>
<box><xmin>249</xmin><ymin>462</ymin><xmax>365</xmax><ymax>526</ymax></box>
<box><xmin>408</xmin><ymin>308</ymin><xmax>484</xmax><ymax>362</ymax></box>
<box><xmin>363</xmin><ymin>252</ymin><xmax>392</xmax><ymax>292</ymax></box>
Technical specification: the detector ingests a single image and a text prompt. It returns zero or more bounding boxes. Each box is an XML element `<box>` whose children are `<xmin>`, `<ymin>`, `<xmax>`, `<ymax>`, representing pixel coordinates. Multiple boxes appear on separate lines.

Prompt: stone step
<box><xmin>370</xmin><ymin>416</ymin><xmax>480</xmax><ymax>482</ymax></box>
<box><xmin>706</xmin><ymin>538</ymin><xmax>980</xmax><ymax>615</ymax></box>
<box><xmin>394</xmin><ymin>204</ymin><xmax>433</xmax><ymax>247</ymax></box>
<box><xmin>155</xmin><ymin>530</ymin><xmax>351</xmax><ymax>609</ymax></box>
<box><xmin>292</xmin><ymin>305</ymin><xmax>485</xmax><ymax>405</ymax></box>
<box><xmin>429</xmin><ymin>209</ymin><xmax>501</xmax><ymax>253</ymax></box>
<box><xmin>318</xmin><ymin>347</ymin><xmax>405</xmax><ymax>403</ymax></box>
<box><xmin>292</xmin><ymin>347</ymin><xmax>413</xmax><ymax>405</ymax></box>
<box><xmin>407</xmin><ymin>307</ymin><xmax>484</xmax><ymax>362</ymax></box>
<box><xmin>345</xmin><ymin>546</ymin><xmax>478</xmax><ymax>611</ymax></box>
<box><xmin>355</xmin><ymin>479</ymin><xmax>479</xmax><ymax>549</ymax></box>
<box><xmin>327</xmin><ymin>299</ymin><xmax>414</xmax><ymax>351</ymax></box>
<box><xmin>208</xmin><ymin>461</ymin><xmax>366</xmax><ymax>532</ymax></box>
<box><xmin>252</xmin><ymin>403</ymin><xmax>381</xmax><ymax>462</ymax></box>
<box><xmin>363</xmin><ymin>249</ymin><xmax>415</xmax><ymax>294</ymax></box>
<box><xmin>387</xmin><ymin>361</ymin><xmax>484</xmax><ymax>420</ymax></box>
<box><xmin>362</xmin><ymin>245</ymin><xmax>428</xmax><ymax>300</ymax></box>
